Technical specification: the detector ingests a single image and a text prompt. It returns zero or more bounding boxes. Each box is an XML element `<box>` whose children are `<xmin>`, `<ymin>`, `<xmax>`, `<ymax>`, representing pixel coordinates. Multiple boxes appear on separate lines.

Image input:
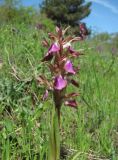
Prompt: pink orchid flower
<box><xmin>54</xmin><ymin>75</ymin><xmax>67</xmax><ymax>90</ymax></box>
<box><xmin>39</xmin><ymin>26</ymin><xmax>86</xmax><ymax>123</ymax></box>
<box><xmin>64</xmin><ymin>60</ymin><xmax>75</xmax><ymax>74</ymax></box>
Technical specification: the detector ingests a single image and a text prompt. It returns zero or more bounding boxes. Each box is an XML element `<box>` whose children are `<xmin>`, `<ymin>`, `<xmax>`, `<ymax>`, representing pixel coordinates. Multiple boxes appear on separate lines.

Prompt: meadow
<box><xmin>0</xmin><ymin>24</ymin><xmax>118</xmax><ymax>160</ymax></box>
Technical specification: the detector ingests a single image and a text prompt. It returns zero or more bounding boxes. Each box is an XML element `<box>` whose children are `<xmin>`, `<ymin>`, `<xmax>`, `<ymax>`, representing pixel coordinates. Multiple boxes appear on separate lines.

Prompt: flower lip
<box><xmin>54</xmin><ymin>75</ymin><xmax>67</xmax><ymax>90</ymax></box>
<box><xmin>48</xmin><ymin>43</ymin><xmax>60</xmax><ymax>53</ymax></box>
<box><xmin>42</xmin><ymin>43</ymin><xmax>60</xmax><ymax>61</ymax></box>
<box><xmin>64</xmin><ymin>60</ymin><xmax>75</xmax><ymax>74</ymax></box>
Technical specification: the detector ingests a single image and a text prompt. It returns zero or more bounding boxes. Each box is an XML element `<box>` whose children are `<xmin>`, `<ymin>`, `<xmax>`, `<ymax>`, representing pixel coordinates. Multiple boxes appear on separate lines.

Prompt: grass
<box><xmin>0</xmin><ymin>24</ymin><xmax>118</xmax><ymax>160</ymax></box>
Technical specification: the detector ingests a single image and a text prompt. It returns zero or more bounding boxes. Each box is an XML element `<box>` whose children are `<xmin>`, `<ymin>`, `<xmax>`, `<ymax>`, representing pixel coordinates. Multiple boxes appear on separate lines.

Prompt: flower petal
<box><xmin>42</xmin><ymin>39</ymin><xmax>49</xmax><ymax>48</ymax></box>
<box><xmin>71</xmin><ymin>79</ymin><xmax>79</xmax><ymax>87</ymax></box>
<box><xmin>65</xmin><ymin>93</ymin><xmax>79</xmax><ymax>99</ymax></box>
<box><xmin>56</xmin><ymin>26</ymin><xmax>60</xmax><ymax>33</ymax></box>
<box><xmin>42</xmin><ymin>52</ymin><xmax>53</xmax><ymax>61</ymax></box>
<box><xmin>63</xmin><ymin>42</ymin><xmax>71</xmax><ymax>49</ymax></box>
<box><xmin>48</xmin><ymin>43</ymin><xmax>60</xmax><ymax>53</ymax></box>
<box><xmin>54</xmin><ymin>75</ymin><xmax>67</xmax><ymax>90</ymax></box>
<box><xmin>65</xmin><ymin>99</ymin><xmax>77</xmax><ymax>108</ymax></box>
<box><xmin>42</xmin><ymin>43</ymin><xmax>60</xmax><ymax>61</ymax></box>
<box><xmin>64</xmin><ymin>60</ymin><xmax>75</xmax><ymax>74</ymax></box>
<box><xmin>68</xmin><ymin>47</ymin><xmax>80</xmax><ymax>57</ymax></box>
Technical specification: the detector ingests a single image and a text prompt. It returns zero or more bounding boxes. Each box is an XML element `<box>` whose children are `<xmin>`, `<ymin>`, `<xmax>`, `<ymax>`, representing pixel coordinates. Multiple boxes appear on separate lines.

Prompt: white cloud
<box><xmin>86</xmin><ymin>0</ymin><xmax>118</xmax><ymax>14</ymax></box>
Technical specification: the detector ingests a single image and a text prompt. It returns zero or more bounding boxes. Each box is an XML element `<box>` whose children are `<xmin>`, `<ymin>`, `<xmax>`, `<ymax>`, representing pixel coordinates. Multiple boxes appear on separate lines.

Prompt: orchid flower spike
<box><xmin>38</xmin><ymin>26</ymin><xmax>86</xmax><ymax>123</ymax></box>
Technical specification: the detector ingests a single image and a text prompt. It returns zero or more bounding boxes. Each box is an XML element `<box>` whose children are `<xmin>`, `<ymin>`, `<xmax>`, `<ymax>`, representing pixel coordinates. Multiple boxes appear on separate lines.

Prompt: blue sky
<box><xmin>21</xmin><ymin>0</ymin><xmax>118</xmax><ymax>33</ymax></box>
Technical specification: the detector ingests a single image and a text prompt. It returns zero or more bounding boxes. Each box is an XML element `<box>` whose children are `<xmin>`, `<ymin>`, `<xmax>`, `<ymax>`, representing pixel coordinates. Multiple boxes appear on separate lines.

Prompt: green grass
<box><xmin>0</xmin><ymin>24</ymin><xmax>118</xmax><ymax>160</ymax></box>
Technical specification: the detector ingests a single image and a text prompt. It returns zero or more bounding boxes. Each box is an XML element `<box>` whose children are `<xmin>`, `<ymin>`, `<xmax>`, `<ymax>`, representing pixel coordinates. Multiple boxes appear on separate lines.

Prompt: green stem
<box><xmin>48</xmin><ymin>107</ymin><xmax>60</xmax><ymax>160</ymax></box>
<box><xmin>56</xmin><ymin>106</ymin><xmax>61</xmax><ymax>127</ymax></box>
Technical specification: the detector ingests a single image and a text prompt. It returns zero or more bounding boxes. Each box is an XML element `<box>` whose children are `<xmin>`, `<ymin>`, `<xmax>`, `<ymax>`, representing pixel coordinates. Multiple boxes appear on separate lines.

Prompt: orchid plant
<box><xmin>38</xmin><ymin>25</ymin><xmax>87</xmax><ymax>159</ymax></box>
